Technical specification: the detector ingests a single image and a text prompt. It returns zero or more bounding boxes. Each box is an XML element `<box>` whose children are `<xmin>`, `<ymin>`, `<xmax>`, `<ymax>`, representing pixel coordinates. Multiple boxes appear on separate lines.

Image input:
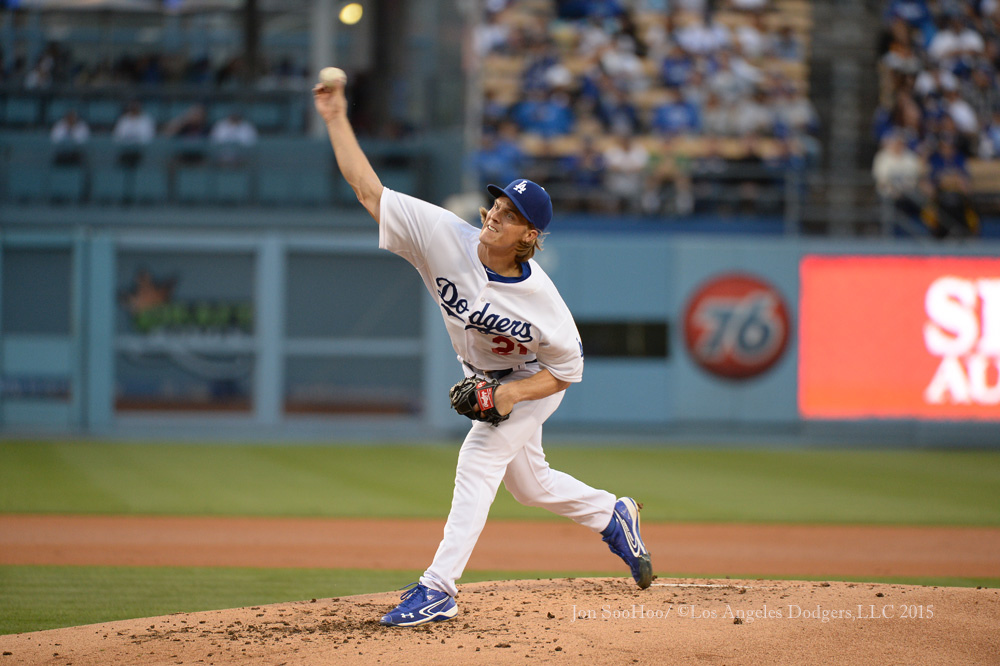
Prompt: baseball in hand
<box><xmin>319</xmin><ymin>66</ymin><xmax>347</xmax><ymax>88</ymax></box>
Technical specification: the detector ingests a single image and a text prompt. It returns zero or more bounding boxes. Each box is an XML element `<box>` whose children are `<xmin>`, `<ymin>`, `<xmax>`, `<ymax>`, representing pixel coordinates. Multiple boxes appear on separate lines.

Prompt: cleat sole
<box><xmin>636</xmin><ymin>554</ymin><xmax>653</xmax><ymax>589</ymax></box>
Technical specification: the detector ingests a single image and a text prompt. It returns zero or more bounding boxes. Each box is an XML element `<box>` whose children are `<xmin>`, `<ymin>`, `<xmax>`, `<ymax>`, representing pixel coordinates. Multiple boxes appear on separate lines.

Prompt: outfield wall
<box><xmin>540</xmin><ymin>235</ymin><xmax>1000</xmax><ymax>446</ymax></box>
<box><xmin>2</xmin><ymin>222</ymin><xmax>998</xmax><ymax>446</ymax></box>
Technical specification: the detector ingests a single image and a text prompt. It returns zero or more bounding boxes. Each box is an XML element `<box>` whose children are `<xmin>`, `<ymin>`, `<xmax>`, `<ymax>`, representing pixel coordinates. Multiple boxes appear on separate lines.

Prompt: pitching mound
<box><xmin>2</xmin><ymin>577</ymin><xmax>997</xmax><ymax>665</ymax></box>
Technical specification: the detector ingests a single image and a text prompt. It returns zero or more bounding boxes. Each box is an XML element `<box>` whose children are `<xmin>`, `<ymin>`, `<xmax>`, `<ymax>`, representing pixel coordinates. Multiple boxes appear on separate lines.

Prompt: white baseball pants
<box><xmin>420</xmin><ymin>366</ymin><xmax>617</xmax><ymax>598</ymax></box>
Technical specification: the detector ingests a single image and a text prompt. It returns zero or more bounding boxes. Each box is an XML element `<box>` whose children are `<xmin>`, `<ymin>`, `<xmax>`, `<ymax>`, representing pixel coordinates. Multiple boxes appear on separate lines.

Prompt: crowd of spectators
<box><xmin>3</xmin><ymin>40</ymin><xmax>309</xmax><ymax>92</ymax></box>
<box><xmin>472</xmin><ymin>0</ymin><xmax>818</xmax><ymax>216</ymax></box>
<box><xmin>49</xmin><ymin>100</ymin><xmax>259</xmax><ymax>171</ymax></box>
<box><xmin>872</xmin><ymin>0</ymin><xmax>1000</xmax><ymax>238</ymax></box>
<box><xmin>6</xmin><ymin>0</ymin><xmax>817</xmax><ymax>217</ymax></box>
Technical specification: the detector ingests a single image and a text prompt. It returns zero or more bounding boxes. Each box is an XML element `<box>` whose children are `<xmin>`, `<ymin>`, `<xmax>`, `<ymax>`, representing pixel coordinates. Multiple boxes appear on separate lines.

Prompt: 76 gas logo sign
<box><xmin>683</xmin><ymin>274</ymin><xmax>791</xmax><ymax>379</ymax></box>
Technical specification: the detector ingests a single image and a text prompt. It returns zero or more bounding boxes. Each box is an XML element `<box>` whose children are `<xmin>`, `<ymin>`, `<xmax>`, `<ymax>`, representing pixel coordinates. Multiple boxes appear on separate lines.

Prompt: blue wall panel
<box><xmin>2</xmin><ymin>225</ymin><xmax>999</xmax><ymax>445</ymax></box>
<box><xmin>666</xmin><ymin>237</ymin><xmax>800</xmax><ymax>425</ymax></box>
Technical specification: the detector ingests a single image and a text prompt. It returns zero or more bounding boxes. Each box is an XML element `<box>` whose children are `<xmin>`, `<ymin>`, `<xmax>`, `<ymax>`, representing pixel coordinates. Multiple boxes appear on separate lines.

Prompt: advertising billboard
<box><xmin>683</xmin><ymin>273</ymin><xmax>791</xmax><ymax>380</ymax></box>
<box><xmin>799</xmin><ymin>256</ymin><xmax>1000</xmax><ymax>421</ymax></box>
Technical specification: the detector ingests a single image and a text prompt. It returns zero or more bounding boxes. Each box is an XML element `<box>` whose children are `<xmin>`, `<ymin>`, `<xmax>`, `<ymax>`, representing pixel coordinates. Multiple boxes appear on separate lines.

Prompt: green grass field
<box><xmin>3</xmin><ymin>441</ymin><xmax>999</xmax><ymax>524</ymax></box>
<box><xmin>2</xmin><ymin>440</ymin><xmax>999</xmax><ymax>634</ymax></box>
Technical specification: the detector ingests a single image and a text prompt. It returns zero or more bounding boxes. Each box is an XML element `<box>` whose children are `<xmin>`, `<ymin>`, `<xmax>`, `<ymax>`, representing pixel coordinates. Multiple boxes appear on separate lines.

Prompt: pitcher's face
<box><xmin>480</xmin><ymin>197</ymin><xmax>537</xmax><ymax>251</ymax></box>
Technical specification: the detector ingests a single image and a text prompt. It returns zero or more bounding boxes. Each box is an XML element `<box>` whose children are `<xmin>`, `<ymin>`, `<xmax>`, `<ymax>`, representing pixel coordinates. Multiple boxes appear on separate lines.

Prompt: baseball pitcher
<box><xmin>313</xmin><ymin>71</ymin><xmax>652</xmax><ymax>628</ymax></box>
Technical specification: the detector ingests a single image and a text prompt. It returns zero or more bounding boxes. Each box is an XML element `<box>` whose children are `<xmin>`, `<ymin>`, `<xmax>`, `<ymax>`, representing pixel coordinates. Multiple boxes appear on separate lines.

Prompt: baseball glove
<box><xmin>449</xmin><ymin>376</ymin><xmax>510</xmax><ymax>427</ymax></box>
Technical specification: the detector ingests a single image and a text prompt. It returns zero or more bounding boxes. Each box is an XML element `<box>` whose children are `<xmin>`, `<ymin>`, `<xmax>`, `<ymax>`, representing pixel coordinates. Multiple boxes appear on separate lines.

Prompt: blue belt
<box><xmin>464</xmin><ymin>359</ymin><xmax>538</xmax><ymax>380</ymax></box>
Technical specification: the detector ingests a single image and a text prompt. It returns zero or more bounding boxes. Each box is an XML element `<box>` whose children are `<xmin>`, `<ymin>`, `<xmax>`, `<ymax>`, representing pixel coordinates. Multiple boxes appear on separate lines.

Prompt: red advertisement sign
<box><xmin>684</xmin><ymin>273</ymin><xmax>791</xmax><ymax>380</ymax></box>
<box><xmin>799</xmin><ymin>256</ymin><xmax>1000</xmax><ymax>420</ymax></box>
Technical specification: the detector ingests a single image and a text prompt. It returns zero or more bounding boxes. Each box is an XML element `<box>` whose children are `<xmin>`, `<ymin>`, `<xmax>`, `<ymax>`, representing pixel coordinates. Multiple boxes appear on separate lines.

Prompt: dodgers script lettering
<box><xmin>436</xmin><ymin>277</ymin><xmax>469</xmax><ymax>319</ymax></box>
<box><xmin>435</xmin><ymin>277</ymin><xmax>534</xmax><ymax>343</ymax></box>
<box><xmin>466</xmin><ymin>302</ymin><xmax>533</xmax><ymax>342</ymax></box>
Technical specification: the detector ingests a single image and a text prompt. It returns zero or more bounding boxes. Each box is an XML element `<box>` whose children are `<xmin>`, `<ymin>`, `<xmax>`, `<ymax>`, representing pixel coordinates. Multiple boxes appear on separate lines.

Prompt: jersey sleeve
<box><xmin>538</xmin><ymin>314</ymin><xmax>585</xmax><ymax>384</ymax></box>
<box><xmin>378</xmin><ymin>188</ymin><xmax>450</xmax><ymax>267</ymax></box>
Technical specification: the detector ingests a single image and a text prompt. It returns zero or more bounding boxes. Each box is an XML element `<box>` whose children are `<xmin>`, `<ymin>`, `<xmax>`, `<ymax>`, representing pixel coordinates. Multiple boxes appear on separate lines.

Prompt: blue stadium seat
<box><xmin>6</xmin><ymin>165</ymin><xmax>47</xmax><ymax>202</ymax></box>
<box><xmin>378</xmin><ymin>169</ymin><xmax>416</xmax><ymax>194</ymax></box>
<box><xmin>45</xmin><ymin>98</ymin><xmax>82</xmax><ymax>125</ymax></box>
<box><xmin>247</xmin><ymin>102</ymin><xmax>285</xmax><ymax>132</ymax></box>
<box><xmin>256</xmin><ymin>170</ymin><xmax>297</xmax><ymax>205</ymax></box>
<box><xmin>4</xmin><ymin>97</ymin><xmax>41</xmax><ymax>126</ymax></box>
<box><xmin>119</xmin><ymin>140</ymin><xmax>173</xmax><ymax>204</ymax></box>
<box><xmin>285</xmin><ymin>101</ymin><xmax>307</xmax><ymax>133</ymax></box>
<box><xmin>133</xmin><ymin>168</ymin><xmax>170</xmax><ymax>204</ymax></box>
<box><xmin>47</xmin><ymin>167</ymin><xmax>86</xmax><ymax>203</ymax></box>
<box><xmin>140</xmin><ymin>99</ymin><xmax>168</xmax><ymax>124</ymax></box>
<box><xmin>296</xmin><ymin>169</ymin><xmax>332</xmax><ymax>206</ymax></box>
<box><xmin>85</xmin><ymin>136</ymin><xmax>127</xmax><ymax>204</ymax></box>
<box><xmin>164</xmin><ymin>100</ymin><xmax>193</xmax><ymax>124</ymax></box>
<box><xmin>86</xmin><ymin>100</ymin><xmax>123</xmax><ymax>128</ymax></box>
<box><xmin>209</xmin><ymin>102</ymin><xmax>240</xmax><ymax>123</ymax></box>
<box><xmin>214</xmin><ymin>168</ymin><xmax>252</xmax><ymax>203</ymax></box>
<box><xmin>90</xmin><ymin>168</ymin><xmax>129</xmax><ymax>204</ymax></box>
<box><xmin>175</xmin><ymin>166</ymin><xmax>214</xmax><ymax>203</ymax></box>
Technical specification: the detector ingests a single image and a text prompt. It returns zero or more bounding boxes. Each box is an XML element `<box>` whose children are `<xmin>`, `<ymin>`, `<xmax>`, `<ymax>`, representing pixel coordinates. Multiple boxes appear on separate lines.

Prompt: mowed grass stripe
<box><xmin>1</xmin><ymin>441</ymin><xmax>998</xmax><ymax>525</ymax></box>
<box><xmin>0</xmin><ymin>565</ymin><xmax>613</xmax><ymax>635</ymax></box>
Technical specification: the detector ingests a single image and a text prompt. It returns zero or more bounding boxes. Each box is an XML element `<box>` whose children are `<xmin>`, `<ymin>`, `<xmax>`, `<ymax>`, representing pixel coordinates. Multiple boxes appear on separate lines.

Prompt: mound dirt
<box><xmin>2</xmin><ymin>577</ymin><xmax>998</xmax><ymax>665</ymax></box>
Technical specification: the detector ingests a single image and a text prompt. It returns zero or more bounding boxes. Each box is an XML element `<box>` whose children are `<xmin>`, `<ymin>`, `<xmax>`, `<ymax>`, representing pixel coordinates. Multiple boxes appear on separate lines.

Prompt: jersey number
<box><xmin>492</xmin><ymin>336</ymin><xmax>529</xmax><ymax>356</ymax></box>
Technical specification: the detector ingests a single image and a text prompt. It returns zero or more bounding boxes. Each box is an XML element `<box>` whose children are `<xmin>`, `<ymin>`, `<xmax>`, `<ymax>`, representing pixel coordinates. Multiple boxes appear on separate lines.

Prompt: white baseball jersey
<box><xmin>378</xmin><ymin>187</ymin><xmax>584</xmax><ymax>383</ymax></box>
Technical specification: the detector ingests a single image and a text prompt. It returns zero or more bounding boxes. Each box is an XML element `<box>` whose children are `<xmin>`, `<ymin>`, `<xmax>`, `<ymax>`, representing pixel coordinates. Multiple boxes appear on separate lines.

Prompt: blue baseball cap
<box><xmin>487</xmin><ymin>179</ymin><xmax>552</xmax><ymax>231</ymax></box>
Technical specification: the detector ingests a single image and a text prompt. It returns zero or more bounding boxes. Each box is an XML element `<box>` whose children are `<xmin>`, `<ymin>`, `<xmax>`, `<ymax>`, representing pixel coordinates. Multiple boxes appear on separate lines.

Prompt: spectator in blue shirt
<box><xmin>650</xmin><ymin>89</ymin><xmax>701</xmax><ymax>136</ymax></box>
<box><xmin>556</xmin><ymin>0</ymin><xmax>625</xmax><ymax>19</ymax></box>
<box><xmin>482</xmin><ymin>89</ymin><xmax>511</xmax><ymax>133</ymax></box>
<box><xmin>560</xmin><ymin>136</ymin><xmax>610</xmax><ymax>212</ymax></box>
<box><xmin>770</xmin><ymin>24</ymin><xmax>804</xmax><ymax>61</ymax></box>
<box><xmin>512</xmin><ymin>90</ymin><xmax>574</xmax><ymax>137</ymax></box>
<box><xmin>564</xmin><ymin>136</ymin><xmax>606</xmax><ymax>188</ymax></box>
<box><xmin>978</xmin><ymin>109</ymin><xmax>1000</xmax><ymax>158</ymax></box>
<box><xmin>472</xmin><ymin>121</ymin><xmax>524</xmax><ymax>188</ymax></box>
<box><xmin>521</xmin><ymin>43</ymin><xmax>561</xmax><ymax>93</ymax></box>
<box><xmin>884</xmin><ymin>0</ymin><xmax>935</xmax><ymax>46</ymax></box>
<box><xmin>595</xmin><ymin>84</ymin><xmax>641</xmax><ymax>135</ymax></box>
<box><xmin>660</xmin><ymin>43</ymin><xmax>696</xmax><ymax>89</ymax></box>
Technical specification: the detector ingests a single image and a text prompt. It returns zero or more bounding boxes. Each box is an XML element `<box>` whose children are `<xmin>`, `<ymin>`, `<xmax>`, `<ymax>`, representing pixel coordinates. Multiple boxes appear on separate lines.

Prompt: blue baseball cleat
<box><xmin>379</xmin><ymin>583</ymin><xmax>458</xmax><ymax>627</ymax></box>
<box><xmin>602</xmin><ymin>497</ymin><xmax>653</xmax><ymax>589</ymax></box>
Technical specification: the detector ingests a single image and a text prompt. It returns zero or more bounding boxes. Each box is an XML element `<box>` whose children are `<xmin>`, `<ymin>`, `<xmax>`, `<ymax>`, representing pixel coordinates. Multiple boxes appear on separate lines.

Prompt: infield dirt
<box><xmin>1</xmin><ymin>578</ymin><xmax>998</xmax><ymax>665</ymax></box>
<box><xmin>2</xmin><ymin>515</ymin><xmax>999</xmax><ymax>664</ymax></box>
<box><xmin>3</xmin><ymin>515</ymin><xmax>999</xmax><ymax>578</ymax></box>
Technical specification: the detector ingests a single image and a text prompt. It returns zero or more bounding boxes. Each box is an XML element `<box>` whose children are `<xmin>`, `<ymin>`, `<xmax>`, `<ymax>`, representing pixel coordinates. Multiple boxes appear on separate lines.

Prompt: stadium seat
<box><xmin>214</xmin><ymin>168</ymin><xmax>252</xmax><ymax>203</ymax></box>
<box><xmin>139</xmin><ymin>98</ymin><xmax>168</xmax><ymax>124</ymax></box>
<box><xmin>6</xmin><ymin>165</ymin><xmax>47</xmax><ymax>202</ymax></box>
<box><xmin>209</xmin><ymin>102</ymin><xmax>240</xmax><ymax>123</ymax></box>
<box><xmin>285</xmin><ymin>101</ymin><xmax>307</xmax><ymax>134</ymax></box>
<box><xmin>4</xmin><ymin>97</ymin><xmax>41</xmax><ymax>126</ymax></box>
<box><xmin>120</xmin><ymin>140</ymin><xmax>173</xmax><ymax>204</ymax></box>
<box><xmin>47</xmin><ymin>167</ymin><xmax>86</xmax><ymax>203</ymax></box>
<box><xmin>175</xmin><ymin>167</ymin><xmax>214</xmax><ymax>203</ymax></box>
<box><xmin>296</xmin><ymin>169</ymin><xmax>333</xmax><ymax>206</ymax></box>
<box><xmin>86</xmin><ymin>100</ymin><xmax>123</xmax><ymax>128</ymax></box>
<box><xmin>132</xmin><ymin>168</ymin><xmax>170</xmax><ymax>204</ymax></box>
<box><xmin>90</xmin><ymin>168</ymin><xmax>129</xmax><ymax>204</ymax></box>
<box><xmin>378</xmin><ymin>169</ymin><xmax>416</xmax><ymax>195</ymax></box>
<box><xmin>247</xmin><ymin>102</ymin><xmax>285</xmax><ymax>132</ymax></box>
<box><xmin>85</xmin><ymin>137</ymin><xmax>127</xmax><ymax>204</ymax></box>
<box><xmin>968</xmin><ymin>159</ymin><xmax>1000</xmax><ymax>193</ymax></box>
<box><xmin>256</xmin><ymin>170</ymin><xmax>298</xmax><ymax>205</ymax></box>
<box><xmin>45</xmin><ymin>98</ymin><xmax>83</xmax><ymax>124</ymax></box>
<box><xmin>164</xmin><ymin>100</ymin><xmax>193</xmax><ymax>124</ymax></box>
<box><xmin>255</xmin><ymin>138</ymin><xmax>334</xmax><ymax>205</ymax></box>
